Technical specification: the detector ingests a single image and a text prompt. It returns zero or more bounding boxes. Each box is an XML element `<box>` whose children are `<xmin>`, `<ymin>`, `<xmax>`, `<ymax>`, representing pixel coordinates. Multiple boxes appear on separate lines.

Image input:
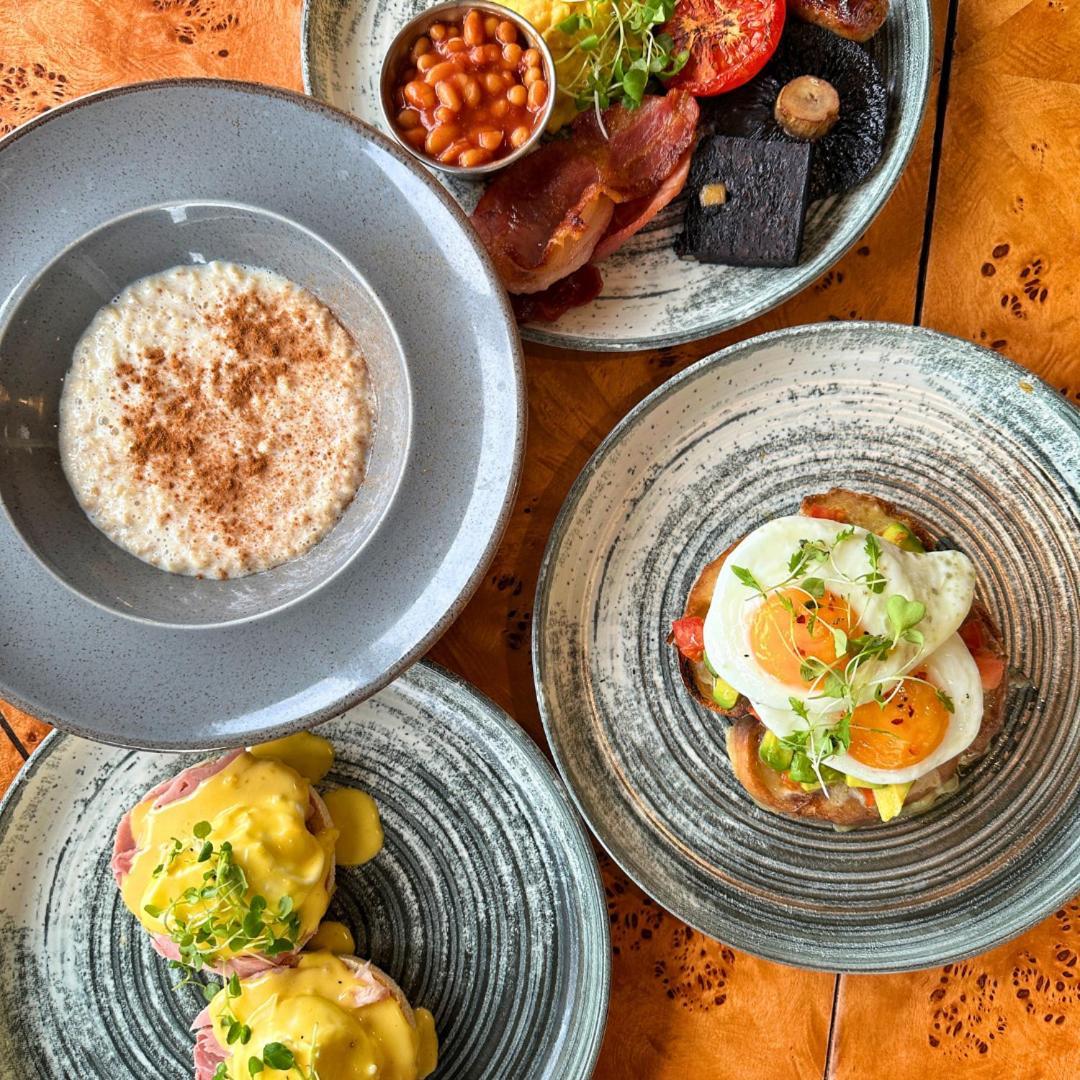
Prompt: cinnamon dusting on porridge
<box><xmin>59</xmin><ymin>262</ymin><xmax>374</xmax><ymax>578</ymax></box>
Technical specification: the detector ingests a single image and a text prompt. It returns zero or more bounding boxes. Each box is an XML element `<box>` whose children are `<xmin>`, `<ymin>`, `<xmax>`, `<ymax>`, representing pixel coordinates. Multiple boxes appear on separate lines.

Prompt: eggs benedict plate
<box><xmin>670</xmin><ymin>489</ymin><xmax>1008</xmax><ymax>827</ymax></box>
<box><xmin>112</xmin><ymin>747</ymin><xmax>340</xmax><ymax>977</ymax></box>
<box><xmin>0</xmin><ymin>662</ymin><xmax>609</xmax><ymax>1077</ymax></box>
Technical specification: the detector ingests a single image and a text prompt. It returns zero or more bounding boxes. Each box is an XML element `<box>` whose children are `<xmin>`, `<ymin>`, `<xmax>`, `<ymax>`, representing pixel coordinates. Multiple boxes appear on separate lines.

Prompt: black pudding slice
<box><xmin>677</xmin><ymin>135</ymin><xmax>811</xmax><ymax>268</ymax></box>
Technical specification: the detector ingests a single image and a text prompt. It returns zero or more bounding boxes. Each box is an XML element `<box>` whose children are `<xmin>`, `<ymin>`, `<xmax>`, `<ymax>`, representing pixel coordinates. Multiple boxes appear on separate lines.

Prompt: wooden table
<box><xmin>2</xmin><ymin>1</ymin><xmax>1078</xmax><ymax>1075</ymax></box>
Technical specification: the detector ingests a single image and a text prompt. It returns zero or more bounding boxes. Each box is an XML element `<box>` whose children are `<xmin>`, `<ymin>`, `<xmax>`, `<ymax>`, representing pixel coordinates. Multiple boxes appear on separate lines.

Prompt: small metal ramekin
<box><xmin>379</xmin><ymin>0</ymin><xmax>557</xmax><ymax>177</ymax></box>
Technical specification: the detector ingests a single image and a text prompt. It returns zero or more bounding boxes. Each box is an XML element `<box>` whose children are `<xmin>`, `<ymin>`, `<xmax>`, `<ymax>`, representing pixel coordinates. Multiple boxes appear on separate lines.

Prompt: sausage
<box><xmin>788</xmin><ymin>0</ymin><xmax>889</xmax><ymax>43</ymax></box>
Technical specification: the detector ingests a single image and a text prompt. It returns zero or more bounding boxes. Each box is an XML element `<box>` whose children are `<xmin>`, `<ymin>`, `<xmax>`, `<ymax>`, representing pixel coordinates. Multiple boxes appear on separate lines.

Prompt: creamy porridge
<box><xmin>59</xmin><ymin>262</ymin><xmax>375</xmax><ymax>578</ymax></box>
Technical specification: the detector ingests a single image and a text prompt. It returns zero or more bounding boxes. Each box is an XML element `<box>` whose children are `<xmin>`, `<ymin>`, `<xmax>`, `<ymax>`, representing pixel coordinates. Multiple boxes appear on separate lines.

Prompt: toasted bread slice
<box><xmin>671</xmin><ymin>488</ymin><xmax>1008</xmax><ymax>826</ymax></box>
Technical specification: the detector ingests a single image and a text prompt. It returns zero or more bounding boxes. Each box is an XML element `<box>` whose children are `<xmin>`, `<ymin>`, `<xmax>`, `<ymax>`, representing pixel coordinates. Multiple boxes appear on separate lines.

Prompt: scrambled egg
<box><xmin>502</xmin><ymin>0</ymin><xmax>637</xmax><ymax>131</ymax></box>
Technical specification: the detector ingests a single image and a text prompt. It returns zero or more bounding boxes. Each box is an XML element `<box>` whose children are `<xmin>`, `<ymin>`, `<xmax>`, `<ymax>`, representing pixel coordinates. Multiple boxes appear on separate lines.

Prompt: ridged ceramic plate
<box><xmin>0</xmin><ymin>662</ymin><xmax>609</xmax><ymax>1077</ymax></box>
<box><xmin>302</xmin><ymin>0</ymin><xmax>931</xmax><ymax>350</ymax></box>
<box><xmin>534</xmin><ymin>322</ymin><xmax>1080</xmax><ymax>972</ymax></box>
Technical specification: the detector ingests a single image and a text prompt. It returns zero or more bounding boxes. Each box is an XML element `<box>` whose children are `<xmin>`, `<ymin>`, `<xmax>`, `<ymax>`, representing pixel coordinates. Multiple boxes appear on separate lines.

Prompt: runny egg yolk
<box><xmin>750</xmin><ymin>589</ymin><xmax>859</xmax><ymax>689</ymax></box>
<box><xmin>847</xmin><ymin>674</ymin><xmax>949</xmax><ymax>770</ymax></box>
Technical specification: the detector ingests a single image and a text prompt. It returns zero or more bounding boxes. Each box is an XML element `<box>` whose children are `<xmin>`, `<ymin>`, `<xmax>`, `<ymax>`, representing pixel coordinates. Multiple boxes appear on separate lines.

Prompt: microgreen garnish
<box><xmin>553</xmin><ymin>0</ymin><xmax>689</xmax><ymax>120</ymax></box>
<box><xmin>210</xmin><ymin>984</ymin><xmax>323</xmax><ymax>1079</ymax></box>
<box><xmin>886</xmin><ymin>595</ymin><xmax>926</xmax><ymax>647</ymax></box>
<box><xmin>778</xmin><ymin>704</ymin><xmax>852</xmax><ymax>792</ymax></box>
<box><xmin>245</xmin><ymin>1036</ymin><xmax>322</xmax><ymax>1080</ymax></box>
<box><xmin>731</xmin><ymin>565</ymin><xmax>766</xmax><ymax>596</ymax></box>
<box><xmin>861</xmin><ymin>533</ymin><xmax>886</xmax><ymax>594</ymax></box>
<box><xmin>147</xmin><ymin>823</ymin><xmax>301</xmax><ymax>987</ymax></box>
<box><xmin>788</xmin><ymin>696</ymin><xmax>810</xmax><ymax>722</ymax></box>
<box><xmin>728</xmin><ymin>526</ymin><xmax>945</xmax><ymax>794</ymax></box>
<box><xmin>780</xmin><ymin>600</ymin><xmax>932</xmax><ymax>792</ymax></box>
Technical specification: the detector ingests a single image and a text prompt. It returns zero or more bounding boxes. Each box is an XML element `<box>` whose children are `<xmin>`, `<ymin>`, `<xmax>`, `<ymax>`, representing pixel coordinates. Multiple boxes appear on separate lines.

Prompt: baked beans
<box><xmin>391</xmin><ymin>8</ymin><xmax>548</xmax><ymax>170</ymax></box>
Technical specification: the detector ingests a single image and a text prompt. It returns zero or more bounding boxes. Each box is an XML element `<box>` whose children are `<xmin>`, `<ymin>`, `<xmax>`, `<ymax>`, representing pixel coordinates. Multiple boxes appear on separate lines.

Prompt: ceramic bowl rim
<box><xmin>0</xmin><ymin>78</ymin><xmax>526</xmax><ymax>750</ymax></box>
<box><xmin>0</xmin><ymin>196</ymin><xmax>413</xmax><ymax>631</ymax></box>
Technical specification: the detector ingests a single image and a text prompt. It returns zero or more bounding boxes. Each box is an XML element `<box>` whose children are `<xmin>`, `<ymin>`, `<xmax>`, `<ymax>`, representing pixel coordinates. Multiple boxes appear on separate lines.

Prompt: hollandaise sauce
<box><xmin>323</xmin><ymin>786</ymin><xmax>385</xmax><ymax>866</ymax></box>
<box><xmin>307</xmin><ymin>920</ymin><xmax>356</xmax><ymax>955</ymax></box>
<box><xmin>249</xmin><ymin>733</ymin><xmax>386</xmax><ymax>866</ymax></box>
<box><xmin>207</xmin><ymin>952</ymin><xmax>438</xmax><ymax>1079</ymax></box>
<box><xmin>250</xmin><ymin>731</ymin><xmax>335</xmax><ymax>783</ymax></box>
<box><xmin>119</xmin><ymin>752</ymin><xmax>337</xmax><ymax>963</ymax></box>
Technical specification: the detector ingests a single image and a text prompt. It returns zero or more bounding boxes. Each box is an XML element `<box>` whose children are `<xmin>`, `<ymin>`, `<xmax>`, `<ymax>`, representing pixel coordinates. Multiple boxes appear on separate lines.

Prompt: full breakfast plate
<box><xmin>302</xmin><ymin>0</ymin><xmax>932</xmax><ymax>350</ymax></box>
<box><xmin>0</xmin><ymin>80</ymin><xmax>523</xmax><ymax>749</ymax></box>
<box><xmin>534</xmin><ymin>321</ymin><xmax>1080</xmax><ymax>972</ymax></box>
<box><xmin>0</xmin><ymin>662</ymin><xmax>609</xmax><ymax>1078</ymax></box>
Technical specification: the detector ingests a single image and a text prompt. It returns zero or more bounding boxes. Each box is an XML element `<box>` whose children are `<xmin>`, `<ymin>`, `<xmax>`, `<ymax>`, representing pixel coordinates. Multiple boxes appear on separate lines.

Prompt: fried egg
<box><xmin>703</xmin><ymin>516</ymin><xmax>976</xmax><ymax>719</ymax></box>
<box><xmin>753</xmin><ymin>632</ymin><xmax>984</xmax><ymax>784</ymax></box>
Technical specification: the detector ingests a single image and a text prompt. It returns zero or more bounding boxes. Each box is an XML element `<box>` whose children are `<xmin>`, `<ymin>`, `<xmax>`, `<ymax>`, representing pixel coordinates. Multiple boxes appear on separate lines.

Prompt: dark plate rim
<box><xmin>533</xmin><ymin>320</ymin><xmax>1080</xmax><ymax>973</ymax></box>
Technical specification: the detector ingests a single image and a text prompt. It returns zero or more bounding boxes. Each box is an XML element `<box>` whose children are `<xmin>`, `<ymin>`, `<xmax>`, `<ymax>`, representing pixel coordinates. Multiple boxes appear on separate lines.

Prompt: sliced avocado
<box><xmin>711</xmin><ymin>675</ymin><xmax>740</xmax><ymax>709</ymax></box>
<box><xmin>881</xmin><ymin>521</ymin><xmax>925</xmax><ymax>553</ymax></box>
<box><xmin>758</xmin><ymin>730</ymin><xmax>794</xmax><ymax>772</ymax></box>
<box><xmin>800</xmin><ymin>764</ymin><xmax>846</xmax><ymax>792</ymax></box>
<box><xmin>703</xmin><ymin>652</ymin><xmax>720</xmax><ymax>678</ymax></box>
<box><xmin>786</xmin><ymin>751</ymin><xmax>816</xmax><ymax>783</ymax></box>
<box><xmin>787</xmin><ymin>754</ymin><xmax>843</xmax><ymax>785</ymax></box>
<box><xmin>873</xmin><ymin>782</ymin><xmax>913</xmax><ymax>822</ymax></box>
<box><xmin>844</xmin><ymin>774</ymin><xmax>884</xmax><ymax>790</ymax></box>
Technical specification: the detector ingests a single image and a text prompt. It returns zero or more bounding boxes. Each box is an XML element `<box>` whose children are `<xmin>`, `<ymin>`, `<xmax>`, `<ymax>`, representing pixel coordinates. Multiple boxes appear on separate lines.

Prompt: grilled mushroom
<box><xmin>703</xmin><ymin>22</ymin><xmax>887</xmax><ymax>202</ymax></box>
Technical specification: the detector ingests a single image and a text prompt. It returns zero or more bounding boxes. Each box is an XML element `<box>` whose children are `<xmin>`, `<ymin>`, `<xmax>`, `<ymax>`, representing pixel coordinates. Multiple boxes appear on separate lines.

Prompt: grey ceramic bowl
<box><xmin>0</xmin><ymin>662</ymin><xmax>610</xmax><ymax>1078</ymax></box>
<box><xmin>303</xmin><ymin>0</ymin><xmax>933</xmax><ymax>350</ymax></box>
<box><xmin>0</xmin><ymin>80</ymin><xmax>524</xmax><ymax>749</ymax></box>
<box><xmin>1</xmin><ymin>203</ymin><xmax>410</xmax><ymax>629</ymax></box>
<box><xmin>379</xmin><ymin>0</ymin><xmax>556</xmax><ymax>177</ymax></box>
<box><xmin>535</xmin><ymin>322</ymin><xmax>1080</xmax><ymax>973</ymax></box>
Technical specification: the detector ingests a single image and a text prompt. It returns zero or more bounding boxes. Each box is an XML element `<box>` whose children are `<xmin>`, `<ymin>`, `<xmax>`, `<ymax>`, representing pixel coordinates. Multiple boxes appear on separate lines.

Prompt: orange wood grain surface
<box><xmin>1</xmin><ymin>0</ymin><xmax>1078</xmax><ymax>1076</ymax></box>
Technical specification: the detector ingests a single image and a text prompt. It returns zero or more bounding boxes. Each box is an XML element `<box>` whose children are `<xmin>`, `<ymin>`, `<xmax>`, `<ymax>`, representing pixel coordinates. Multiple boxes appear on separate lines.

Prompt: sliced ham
<box><xmin>591</xmin><ymin>147</ymin><xmax>693</xmax><ymax>262</ymax></box>
<box><xmin>111</xmin><ymin>750</ymin><xmax>244</xmax><ymax>884</ymax></box>
<box><xmin>193</xmin><ymin>1020</ymin><xmax>230</xmax><ymax>1080</ymax></box>
<box><xmin>113</xmin><ymin>750</ymin><xmax>336</xmax><ymax>977</ymax></box>
<box><xmin>340</xmin><ymin>958</ymin><xmax>398</xmax><ymax>1009</ymax></box>
<box><xmin>510</xmin><ymin>264</ymin><xmax>604</xmax><ymax>324</ymax></box>
<box><xmin>472</xmin><ymin>92</ymin><xmax>699</xmax><ymax>299</ymax></box>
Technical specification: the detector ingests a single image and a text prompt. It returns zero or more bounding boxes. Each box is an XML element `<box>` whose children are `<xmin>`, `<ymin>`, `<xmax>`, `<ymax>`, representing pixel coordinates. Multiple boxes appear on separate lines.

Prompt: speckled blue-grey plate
<box><xmin>534</xmin><ymin>321</ymin><xmax>1080</xmax><ymax>973</ymax></box>
<box><xmin>0</xmin><ymin>80</ymin><xmax>524</xmax><ymax>749</ymax></box>
<box><xmin>0</xmin><ymin>662</ymin><xmax>608</xmax><ymax>1078</ymax></box>
<box><xmin>302</xmin><ymin>1</ymin><xmax>931</xmax><ymax>350</ymax></box>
